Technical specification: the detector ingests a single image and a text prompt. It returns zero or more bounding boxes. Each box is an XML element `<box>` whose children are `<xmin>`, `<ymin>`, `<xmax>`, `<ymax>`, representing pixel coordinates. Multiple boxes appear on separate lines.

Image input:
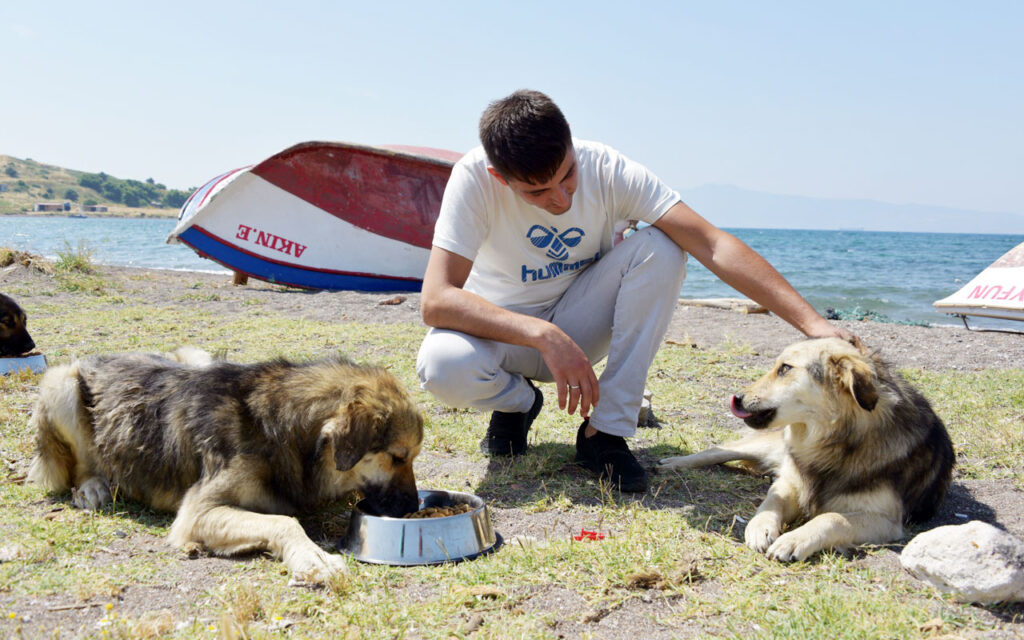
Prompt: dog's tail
<box><xmin>27</xmin><ymin>362</ymin><xmax>91</xmax><ymax>492</ymax></box>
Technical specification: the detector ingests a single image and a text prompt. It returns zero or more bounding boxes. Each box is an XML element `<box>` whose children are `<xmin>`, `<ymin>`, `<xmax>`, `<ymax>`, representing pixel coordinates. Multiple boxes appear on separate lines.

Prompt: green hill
<box><xmin>0</xmin><ymin>155</ymin><xmax>191</xmax><ymax>218</ymax></box>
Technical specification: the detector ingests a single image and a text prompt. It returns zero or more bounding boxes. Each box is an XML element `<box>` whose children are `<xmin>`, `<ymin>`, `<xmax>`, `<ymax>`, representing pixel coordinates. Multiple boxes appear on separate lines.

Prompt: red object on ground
<box><xmin>573</xmin><ymin>529</ymin><xmax>605</xmax><ymax>541</ymax></box>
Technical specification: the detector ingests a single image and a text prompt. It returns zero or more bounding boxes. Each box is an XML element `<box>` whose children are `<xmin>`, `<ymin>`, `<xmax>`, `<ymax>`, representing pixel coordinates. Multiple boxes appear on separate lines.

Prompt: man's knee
<box><xmin>417</xmin><ymin>331</ymin><xmax>495</xmax><ymax>407</ymax></box>
<box><xmin>417</xmin><ymin>334</ymin><xmax>462</xmax><ymax>397</ymax></box>
<box><xmin>618</xmin><ymin>226</ymin><xmax>686</xmax><ymax>296</ymax></box>
<box><xmin>635</xmin><ymin>226</ymin><xmax>687</xmax><ymax>273</ymax></box>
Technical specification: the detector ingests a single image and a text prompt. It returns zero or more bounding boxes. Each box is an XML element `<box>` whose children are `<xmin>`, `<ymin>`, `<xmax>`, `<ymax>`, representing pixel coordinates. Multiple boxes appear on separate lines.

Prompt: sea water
<box><xmin>1</xmin><ymin>215</ymin><xmax>1021</xmax><ymax>329</ymax></box>
<box><xmin>688</xmin><ymin>228</ymin><xmax>1024</xmax><ymax>329</ymax></box>
<box><xmin>0</xmin><ymin>216</ymin><xmax>221</xmax><ymax>273</ymax></box>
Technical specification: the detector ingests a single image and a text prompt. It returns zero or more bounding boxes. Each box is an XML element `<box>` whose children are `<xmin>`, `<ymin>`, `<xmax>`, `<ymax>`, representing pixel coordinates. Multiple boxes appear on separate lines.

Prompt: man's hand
<box><xmin>802</xmin><ymin>317</ymin><xmax>863</xmax><ymax>349</ymax></box>
<box><xmin>536</xmin><ymin>325</ymin><xmax>599</xmax><ymax>419</ymax></box>
<box><xmin>422</xmin><ymin>247</ymin><xmax>601</xmax><ymax>418</ymax></box>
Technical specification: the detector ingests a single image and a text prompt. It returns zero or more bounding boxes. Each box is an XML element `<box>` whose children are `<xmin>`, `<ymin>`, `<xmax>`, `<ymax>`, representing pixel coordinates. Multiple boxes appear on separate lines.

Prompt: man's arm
<box><xmin>420</xmin><ymin>247</ymin><xmax>599</xmax><ymax>417</ymax></box>
<box><xmin>653</xmin><ymin>201</ymin><xmax>857</xmax><ymax>342</ymax></box>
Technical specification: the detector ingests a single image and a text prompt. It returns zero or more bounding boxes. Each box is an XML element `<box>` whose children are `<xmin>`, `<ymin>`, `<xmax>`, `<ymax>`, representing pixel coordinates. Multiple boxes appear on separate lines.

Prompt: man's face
<box><xmin>488</xmin><ymin>148</ymin><xmax>578</xmax><ymax>215</ymax></box>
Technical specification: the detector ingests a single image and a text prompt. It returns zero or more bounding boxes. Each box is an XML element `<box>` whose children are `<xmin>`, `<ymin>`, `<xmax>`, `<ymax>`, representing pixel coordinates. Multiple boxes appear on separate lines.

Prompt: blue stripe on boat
<box><xmin>178</xmin><ymin>227</ymin><xmax>423</xmax><ymax>292</ymax></box>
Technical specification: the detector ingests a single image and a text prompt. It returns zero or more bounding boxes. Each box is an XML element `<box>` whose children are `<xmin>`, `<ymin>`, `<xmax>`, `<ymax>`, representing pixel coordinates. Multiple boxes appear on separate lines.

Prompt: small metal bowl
<box><xmin>339</xmin><ymin>489</ymin><xmax>499</xmax><ymax>565</ymax></box>
<box><xmin>0</xmin><ymin>353</ymin><xmax>47</xmax><ymax>375</ymax></box>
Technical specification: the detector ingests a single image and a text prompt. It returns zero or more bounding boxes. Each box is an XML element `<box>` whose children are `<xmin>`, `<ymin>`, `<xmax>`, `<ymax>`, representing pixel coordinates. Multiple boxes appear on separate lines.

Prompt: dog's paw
<box><xmin>765</xmin><ymin>529</ymin><xmax>823</xmax><ymax>562</ymax></box>
<box><xmin>744</xmin><ymin>512</ymin><xmax>781</xmax><ymax>553</ymax></box>
<box><xmin>287</xmin><ymin>547</ymin><xmax>348</xmax><ymax>588</ymax></box>
<box><xmin>180</xmin><ymin>541</ymin><xmax>206</xmax><ymax>559</ymax></box>
<box><xmin>72</xmin><ymin>477</ymin><xmax>111</xmax><ymax>511</ymax></box>
<box><xmin>656</xmin><ymin>455</ymin><xmax>701</xmax><ymax>471</ymax></box>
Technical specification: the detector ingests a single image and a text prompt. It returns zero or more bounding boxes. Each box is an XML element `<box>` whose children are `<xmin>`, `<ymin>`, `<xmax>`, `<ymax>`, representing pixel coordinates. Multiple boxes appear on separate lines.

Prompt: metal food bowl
<box><xmin>0</xmin><ymin>353</ymin><xmax>47</xmax><ymax>375</ymax></box>
<box><xmin>339</xmin><ymin>489</ymin><xmax>499</xmax><ymax>565</ymax></box>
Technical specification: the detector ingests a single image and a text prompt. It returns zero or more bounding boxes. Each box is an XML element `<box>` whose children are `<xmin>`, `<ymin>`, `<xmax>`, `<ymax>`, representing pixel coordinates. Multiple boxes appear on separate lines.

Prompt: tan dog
<box><xmin>28</xmin><ymin>348</ymin><xmax>423</xmax><ymax>585</ymax></box>
<box><xmin>658</xmin><ymin>338</ymin><xmax>954</xmax><ymax>561</ymax></box>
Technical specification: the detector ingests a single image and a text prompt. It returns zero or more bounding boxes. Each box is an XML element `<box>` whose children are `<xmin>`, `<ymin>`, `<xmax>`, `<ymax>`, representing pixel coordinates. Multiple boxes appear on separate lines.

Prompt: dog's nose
<box><xmin>730</xmin><ymin>394</ymin><xmax>754</xmax><ymax>420</ymax></box>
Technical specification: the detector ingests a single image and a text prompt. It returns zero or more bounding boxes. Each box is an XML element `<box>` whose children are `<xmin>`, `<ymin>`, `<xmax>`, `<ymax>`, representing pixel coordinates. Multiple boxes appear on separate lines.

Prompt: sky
<box><xmin>3</xmin><ymin>1</ymin><xmax>1022</xmax><ymax>224</ymax></box>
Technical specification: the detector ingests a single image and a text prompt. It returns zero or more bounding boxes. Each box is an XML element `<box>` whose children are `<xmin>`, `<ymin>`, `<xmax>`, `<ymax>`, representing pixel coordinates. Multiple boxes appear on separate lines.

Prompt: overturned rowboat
<box><xmin>167</xmin><ymin>141</ymin><xmax>461</xmax><ymax>291</ymax></box>
<box><xmin>933</xmin><ymin>242</ymin><xmax>1024</xmax><ymax>327</ymax></box>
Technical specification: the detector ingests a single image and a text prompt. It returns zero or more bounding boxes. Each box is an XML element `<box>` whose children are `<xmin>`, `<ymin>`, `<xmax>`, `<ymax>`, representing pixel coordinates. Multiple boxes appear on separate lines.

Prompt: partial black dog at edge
<box><xmin>0</xmin><ymin>293</ymin><xmax>35</xmax><ymax>356</ymax></box>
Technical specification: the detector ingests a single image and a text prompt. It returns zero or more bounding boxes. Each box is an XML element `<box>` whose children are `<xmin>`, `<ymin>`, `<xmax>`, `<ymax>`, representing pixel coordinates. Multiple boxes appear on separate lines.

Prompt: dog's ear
<box><xmin>317</xmin><ymin>398</ymin><xmax>384</xmax><ymax>471</ymax></box>
<box><xmin>831</xmin><ymin>354</ymin><xmax>879</xmax><ymax>411</ymax></box>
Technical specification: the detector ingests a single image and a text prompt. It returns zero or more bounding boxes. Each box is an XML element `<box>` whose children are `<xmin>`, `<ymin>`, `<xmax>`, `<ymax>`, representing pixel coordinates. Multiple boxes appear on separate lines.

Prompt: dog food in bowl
<box><xmin>403</xmin><ymin>502</ymin><xmax>472</xmax><ymax>519</ymax></box>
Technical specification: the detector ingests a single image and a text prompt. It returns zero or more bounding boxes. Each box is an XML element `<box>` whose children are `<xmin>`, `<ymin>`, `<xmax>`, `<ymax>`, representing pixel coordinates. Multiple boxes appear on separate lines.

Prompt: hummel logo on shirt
<box><xmin>527</xmin><ymin>225</ymin><xmax>584</xmax><ymax>261</ymax></box>
<box><xmin>522</xmin><ymin>224</ymin><xmax>598</xmax><ymax>283</ymax></box>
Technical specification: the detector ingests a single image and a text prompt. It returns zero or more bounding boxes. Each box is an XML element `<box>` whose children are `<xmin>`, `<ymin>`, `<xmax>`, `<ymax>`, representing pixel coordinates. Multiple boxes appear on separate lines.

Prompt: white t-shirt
<box><xmin>432</xmin><ymin>139</ymin><xmax>681</xmax><ymax>310</ymax></box>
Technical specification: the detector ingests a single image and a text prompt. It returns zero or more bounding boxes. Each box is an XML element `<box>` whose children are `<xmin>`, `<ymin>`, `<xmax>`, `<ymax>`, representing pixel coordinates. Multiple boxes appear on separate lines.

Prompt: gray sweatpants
<box><xmin>416</xmin><ymin>226</ymin><xmax>687</xmax><ymax>437</ymax></box>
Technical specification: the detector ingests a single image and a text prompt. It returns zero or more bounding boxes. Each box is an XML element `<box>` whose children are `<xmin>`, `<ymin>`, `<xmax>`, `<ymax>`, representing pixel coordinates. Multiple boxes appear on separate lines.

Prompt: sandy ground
<box><xmin>41</xmin><ymin>265</ymin><xmax>1024</xmax><ymax>372</ymax></box>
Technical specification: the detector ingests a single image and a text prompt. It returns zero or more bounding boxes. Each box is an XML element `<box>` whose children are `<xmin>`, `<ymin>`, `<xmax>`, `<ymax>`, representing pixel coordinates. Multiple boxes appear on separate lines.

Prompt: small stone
<box><xmin>461</xmin><ymin>612</ymin><xmax>484</xmax><ymax>634</ymax></box>
<box><xmin>466</xmin><ymin>585</ymin><xmax>505</xmax><ymax>599</ymax></box>
<box><xmin>625</xmin><ymin>570</ymin><xmax>665</xmax><ymax>590</ymax></box>
<box><xmin>900</xmin><ymin>521</ymin><xmax>1024</xmax><ymax>604</ymax></box>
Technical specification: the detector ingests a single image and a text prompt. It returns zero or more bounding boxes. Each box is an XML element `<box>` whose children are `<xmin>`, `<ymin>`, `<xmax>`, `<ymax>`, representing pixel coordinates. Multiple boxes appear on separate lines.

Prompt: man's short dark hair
<box><xmin>479</xmin><ymin>89</ymin><xmax>572</xmax><ymax>184</ymax></box>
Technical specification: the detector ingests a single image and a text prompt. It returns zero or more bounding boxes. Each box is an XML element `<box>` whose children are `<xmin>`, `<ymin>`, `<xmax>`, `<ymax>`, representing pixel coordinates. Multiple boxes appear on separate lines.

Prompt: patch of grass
<box><xmin>0</xmin><ymin>245</ymin><xmax>54</xmax><ymax>274</ymax></box>
<box><xmin>178</xmin><ymin>292</ymin><xmax>222</xmax><ymax>302</ymax></box>
<box><xmin>54</xmin><ymin>272</ymin><xmax>108</xmax><ymax>294</ymax></box>
<box><xmin>903</xmin><ymin>368</ymin><xmax>1024</xmax><ymax>484</ymax></box>
<box><xmin>54</xmin><ymin>240</ymin><xmax>95</xmax><ymax>274</ymax></box>
<box><xmin>49</xmin><ymin>240</ymin><xmax>110</xmax><ymax>294</ymax></box>
<box><xmin>0</xmin><ymin>247</ymin><xmax>23</xmax><ymax>267</ymax></box>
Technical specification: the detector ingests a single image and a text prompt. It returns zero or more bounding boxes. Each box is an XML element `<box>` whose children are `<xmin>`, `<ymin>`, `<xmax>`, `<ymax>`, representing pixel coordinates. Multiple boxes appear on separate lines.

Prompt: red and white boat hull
<box><xmin>168</xmin><ymin>141</ymin><xmax>460</xmax><ymax>291</ymax></box>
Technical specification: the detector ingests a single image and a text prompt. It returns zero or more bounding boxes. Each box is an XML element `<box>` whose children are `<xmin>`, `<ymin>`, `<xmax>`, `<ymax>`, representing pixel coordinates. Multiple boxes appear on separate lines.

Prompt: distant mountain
<box><xmin>680</xmin><ymin>184</ymin><xmax>1024</xmax><ymax>235</ymax></box>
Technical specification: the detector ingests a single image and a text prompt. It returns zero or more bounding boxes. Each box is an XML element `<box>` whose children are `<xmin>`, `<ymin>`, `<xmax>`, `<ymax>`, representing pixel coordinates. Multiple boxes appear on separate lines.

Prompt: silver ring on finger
<box><xmin>569</xmin><ymin>384</ymin><xmax>580</xmax><ymax>389</ymax></box>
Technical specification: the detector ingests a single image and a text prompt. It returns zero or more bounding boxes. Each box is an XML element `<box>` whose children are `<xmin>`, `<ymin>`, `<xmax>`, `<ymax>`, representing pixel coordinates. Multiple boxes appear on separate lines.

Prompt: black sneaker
<box><xmin>574</xmin><ymin>421</ymin><xmax>649</xmax><ymax>492</ymax></box>
<box><xmin>480</xmin><ymin>380</ymin><xmax>543</xmax><ymax>456</ymax></box>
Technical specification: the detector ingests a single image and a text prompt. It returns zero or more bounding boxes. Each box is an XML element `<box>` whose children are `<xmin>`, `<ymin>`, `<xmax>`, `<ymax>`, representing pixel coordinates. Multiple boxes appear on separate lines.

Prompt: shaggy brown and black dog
<box><xmin>0</xmin><ymin>293</ymin><xmax>35</xmax><ymax>356</ymax></box>
<box><xmin>658</xmin><ymin>337</ymin><xmax>954</xmax><ymax>561</ymax></box>
<box><xmin>28</xmin><ymin>348</ymin><xmax>423</xmax><ymax>585</ymax></box>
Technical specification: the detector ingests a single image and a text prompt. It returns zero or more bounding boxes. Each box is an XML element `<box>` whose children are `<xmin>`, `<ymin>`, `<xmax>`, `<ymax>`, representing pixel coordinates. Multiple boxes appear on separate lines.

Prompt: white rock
<box><xmin>900</xmin><ymin>521</ymin><xmax>1024</xmax><ymax>604</ymax></box>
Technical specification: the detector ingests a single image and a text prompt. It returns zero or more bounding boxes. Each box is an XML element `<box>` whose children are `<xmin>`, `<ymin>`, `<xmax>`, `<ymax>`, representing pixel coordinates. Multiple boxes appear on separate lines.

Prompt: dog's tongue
<box><xmin>730</xmin><ymin>395</ymin><xmax>754</xmax><ymax>419</ymax></box>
